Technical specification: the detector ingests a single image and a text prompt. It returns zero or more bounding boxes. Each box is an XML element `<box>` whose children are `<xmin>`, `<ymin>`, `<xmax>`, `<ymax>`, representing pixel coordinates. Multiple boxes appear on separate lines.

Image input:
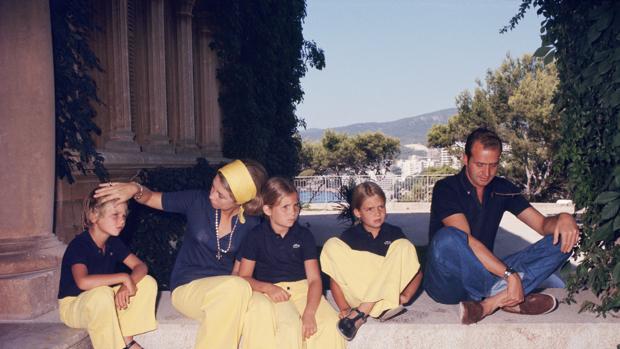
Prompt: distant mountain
<box><xmin>300</xmin><ymin>108</ymin><xmax>457</xmax><ymax>145</ymax></box>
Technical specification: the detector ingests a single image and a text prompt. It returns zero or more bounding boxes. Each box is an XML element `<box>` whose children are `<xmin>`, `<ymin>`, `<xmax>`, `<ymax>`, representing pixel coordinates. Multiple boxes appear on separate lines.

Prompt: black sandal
<box><xmin>337</xmin><ymin>307</ymin><xmax>368</xmax><ymax>341</ymax></box>
<box><xmin>123</xmin><ymin>340</ymin><xmax>138</xmax><ymax>349</ymax></box>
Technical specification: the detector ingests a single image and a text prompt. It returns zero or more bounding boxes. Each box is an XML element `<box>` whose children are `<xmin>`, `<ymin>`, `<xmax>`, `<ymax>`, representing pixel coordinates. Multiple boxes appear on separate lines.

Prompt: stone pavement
<box><xmin>5</xmin><ymin>203</ymin><xmax>618</xmax><ymax>349</ymax></box>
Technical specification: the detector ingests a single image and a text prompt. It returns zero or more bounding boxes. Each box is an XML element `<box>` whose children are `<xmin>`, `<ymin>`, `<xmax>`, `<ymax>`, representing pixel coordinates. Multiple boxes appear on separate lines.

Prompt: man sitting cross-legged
<box><xmin>423</xmin><ymin>127</ymin><xmax>580</xmax><ymax>324</ymax></box>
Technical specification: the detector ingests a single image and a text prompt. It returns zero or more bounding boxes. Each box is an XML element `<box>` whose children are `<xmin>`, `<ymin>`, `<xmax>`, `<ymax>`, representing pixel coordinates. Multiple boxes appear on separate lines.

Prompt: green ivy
<box><xmin>50</xmin><ymin>0</ymin><xmax>107</xmax><ymax>183</ymax></box>
<box><xmin>201</xmin><ymin>0</ymin><xmax>325</xmax><ymax>178</ymax></box>
<box><xmin>508</xmin><ymin>0</ymin><xmax>620</xmax><ymax>315</ymax></box>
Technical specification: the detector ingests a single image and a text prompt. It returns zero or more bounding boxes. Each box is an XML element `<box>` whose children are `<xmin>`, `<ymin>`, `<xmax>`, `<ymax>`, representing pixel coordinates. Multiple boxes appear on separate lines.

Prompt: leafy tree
<box><xmin>506</xmin><ymin>0</ymin><xmax>620</xmax><ymax>315</ymax></box>
<box><xmin>204</xmin><ymin>0</ymin><xmax>325</xmax><ymax>178</ymax></box>
<box><xmin>300</xmin><ymin>131</ymin><xmax>400</xmax><ymax>175</ymax></box>
<box><xmin>427</xmin><ymin>54</ymin><xmax>564</xmax><ymax>201</ymax></box>
<box><xmin>354</xmin><ymin>132</ymin><xmax>401</xmax><ymax>174</ymax></box>
<box><xmin>421</xmin><ymin>165</ymin><xmax>460</xmax><ymax>176</ymax></box>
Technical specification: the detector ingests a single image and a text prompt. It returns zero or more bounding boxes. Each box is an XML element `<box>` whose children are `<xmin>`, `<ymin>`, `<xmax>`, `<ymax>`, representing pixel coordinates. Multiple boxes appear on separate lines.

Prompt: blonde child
<box><xmin>58</xmin><ymin>189</ymin><xmax>157</xmax><ymax>349</ymax></box>
<box><xmin>239</xmin><ymin>177</ymin><xmax>346</xmax><ymax>349</ymax></box>
<box><xmin>320</xmin><ymin>181</ymin><xmax>423</xmax><ymax>341</ymax></box>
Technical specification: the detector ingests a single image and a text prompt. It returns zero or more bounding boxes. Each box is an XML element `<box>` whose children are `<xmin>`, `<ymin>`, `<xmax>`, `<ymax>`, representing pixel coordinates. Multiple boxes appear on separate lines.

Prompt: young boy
<box><xmin>57</xmin><ymin>189</ymin><xmax>157</xmax><ymax>349</ymax></box>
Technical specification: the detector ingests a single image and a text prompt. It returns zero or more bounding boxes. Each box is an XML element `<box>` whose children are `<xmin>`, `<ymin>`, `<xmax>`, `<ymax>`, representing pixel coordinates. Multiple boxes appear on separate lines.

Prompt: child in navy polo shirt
<box><xmin>58</xmin><ymin>189</ymin><xmax>157</xmax><ymax>349</ymax></box>
<box><xmin>239</xmin><ymin>177</ymin><xmax>345</xmax><ymax>349</ymax></box>
<box><xmin>320</xmin><ymin>182</ymin><xmax>422</xmax><ymax>341</ymax></box>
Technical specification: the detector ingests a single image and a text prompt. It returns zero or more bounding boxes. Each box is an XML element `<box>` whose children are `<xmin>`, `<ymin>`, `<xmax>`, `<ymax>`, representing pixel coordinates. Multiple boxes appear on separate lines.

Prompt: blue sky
<box><xmin>297</xmin><ymin>0</ymin><xmax>542</xmax><ymax>129</ymax></box>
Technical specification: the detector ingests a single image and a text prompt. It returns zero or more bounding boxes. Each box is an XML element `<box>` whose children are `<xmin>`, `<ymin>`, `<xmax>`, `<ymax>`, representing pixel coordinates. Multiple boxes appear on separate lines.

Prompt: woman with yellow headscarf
<box><xmin>95</xmin><ymin>159</ymin><xmax>272</xmax><ymax>349</ymax></box>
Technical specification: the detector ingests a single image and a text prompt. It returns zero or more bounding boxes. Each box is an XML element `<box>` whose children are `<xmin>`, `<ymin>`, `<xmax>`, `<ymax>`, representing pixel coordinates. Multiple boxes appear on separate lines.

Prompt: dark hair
<box><xmin>260</xmin><ymin>177</ymin><xmax>298</xmax><ymax>211</ymax></box>
<box><xmin>82</xmin><ymin>188</ymin><xmax>121</xmax><ymax>229</ymax></box>
<box><xmin>218</xmin><ymin>159</ymin><xmax>268</xmax><ymax>215</ymax></box>
<box><xmin>464</xmin><ymin>128</ymin><xmax>502</xmax><ymax>157</ymax></box>
<box><xmin>351</xmin><ymin>182</ymin><xmax>386</xmax><ymax>210</ymax></box>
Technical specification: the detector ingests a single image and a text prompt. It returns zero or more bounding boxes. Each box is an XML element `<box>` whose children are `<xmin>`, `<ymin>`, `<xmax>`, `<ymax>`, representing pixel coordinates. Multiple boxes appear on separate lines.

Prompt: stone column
<box><xmin>144</xmin><ymin>0</ymin><xmax>172</xmax><ymax>153</ymax></box>
<box><xmin>104</xmin><ymin>0</ymin><xmax>140</xmax><ymax>152</ymax></box>
<box><xmin>175</xmin><ymin>0</ymin><xmax>200</xmax><ymax>154</ymax></box>
<box><xmin>0</xmin><ymin>0</ymin><xmax>64</xmax><ymax>319</ymax></box>
<box><xmin>195</xmin><ymin>13</ymin><xmax>223</xmax><ymax>158</ymax></box>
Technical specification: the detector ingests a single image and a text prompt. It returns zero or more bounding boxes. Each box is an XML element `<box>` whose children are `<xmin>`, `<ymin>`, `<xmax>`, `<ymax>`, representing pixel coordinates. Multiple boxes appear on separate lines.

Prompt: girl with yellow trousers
<box><xmin>239</xmin><ymin>177</ymin><xmax>346</xmax><ymax>349</ymax></box>
<box><xmin>94</xmin><ymin>159</ymin><xmax>271</xmax><ymax>349</ymax></box>
<box><xmin>58</xmin><ymin>189</ymin><xmax>157</xmax><ymax>349</ymax></box>
<box><xmin>320</xmin><ymin>182</ymin><xmax>423</xmax><ymax>341</ymax></box>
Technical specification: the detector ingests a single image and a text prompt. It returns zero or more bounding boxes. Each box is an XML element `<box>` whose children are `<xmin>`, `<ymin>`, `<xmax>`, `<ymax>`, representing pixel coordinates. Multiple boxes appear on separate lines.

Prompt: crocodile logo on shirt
<box><xmin>384</xmin><ymin>241</ymin><xmax>392</xmax><ymax>245</ymax></box>
<box><xmin>292</xmin><ymin>243</ymin><xmax>301</xmax><ymax>249</ymax></box>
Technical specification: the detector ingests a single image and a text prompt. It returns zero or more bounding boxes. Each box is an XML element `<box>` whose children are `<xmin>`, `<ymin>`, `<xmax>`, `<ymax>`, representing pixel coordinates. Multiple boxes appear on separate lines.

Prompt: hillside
<box><xmin>300</xmin><ymin>108</ymin><xmax>457</xmax><ymax>145</ymax></box>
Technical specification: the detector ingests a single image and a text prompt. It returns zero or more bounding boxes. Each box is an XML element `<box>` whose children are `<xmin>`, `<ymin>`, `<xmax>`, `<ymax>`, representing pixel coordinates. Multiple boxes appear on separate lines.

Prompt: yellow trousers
<box><xmin>172</xmin><ymin>275</ymin><xmax>274</xmax><ymax>349</ymax></box>
<box><xmin>58</xmin><ymin>275</ymin><xmax>158</xmax><ymax>349</ymax></box>
<box><xmin>320</xmin><ymin>238</ymin><xmax>420</xmax><ymax>317</ymax></box>
<box><xmin>247</xmin><ymin>280</ymin><xmax>346</xmax><ymax>349</ymax></box>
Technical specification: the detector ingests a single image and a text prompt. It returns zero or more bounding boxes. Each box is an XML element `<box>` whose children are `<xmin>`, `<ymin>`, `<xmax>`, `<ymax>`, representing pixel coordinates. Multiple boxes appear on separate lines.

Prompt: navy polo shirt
<box><xmin>163</xmin><ymin>190</ymin><xmax>260</xmax><ymax>291</ymax></box>
<box><xmin>241</xmin><ymin>221</ymin><xmax>317</xmax><ymax>284</ymax></box>
<box><xmin>58</xmin><ymin>231</ymin><xmax>131</xmax><ymax>299</ymax></box>
<box><xmin>340</xmin><ymin>223</ymin><xmax>406</xmax><ymax>257</ymax></box>
<box><xmin>428</xmin><ymin>167</ymin><xmax>531</xmax><ymax>251</ymax></box>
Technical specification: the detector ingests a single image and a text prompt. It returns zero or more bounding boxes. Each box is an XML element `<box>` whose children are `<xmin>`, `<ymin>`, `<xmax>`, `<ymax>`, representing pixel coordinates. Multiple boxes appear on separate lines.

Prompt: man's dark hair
<box><xmin>464</xmin><ymin>128</ymin><xmax>502</xmax><ymax>157</ymax></box>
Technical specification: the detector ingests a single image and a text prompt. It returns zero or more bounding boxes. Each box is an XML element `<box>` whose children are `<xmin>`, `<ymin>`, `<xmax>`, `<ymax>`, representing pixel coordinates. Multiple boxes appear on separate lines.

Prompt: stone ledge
<box><xmin>5</xmin><ymin>288</ymin><xmax>618</xmax><ymax>349</ymax></box>
<box><xmin>0</xmin><ymin>323</ymin><xmax>91</xmax><ymax>349</ymax></box>
<box><xmin>135</xmin><ymin>288</ymin><xmax>620</xmax><ymax>349</ymax></box>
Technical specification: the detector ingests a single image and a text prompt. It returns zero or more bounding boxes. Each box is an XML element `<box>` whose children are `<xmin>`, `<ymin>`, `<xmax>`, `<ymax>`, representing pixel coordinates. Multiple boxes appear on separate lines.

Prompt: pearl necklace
<box><xmin>214</xmin><ymin>209</ymin><xmax>238</xmax><ymax>260</ymax></box>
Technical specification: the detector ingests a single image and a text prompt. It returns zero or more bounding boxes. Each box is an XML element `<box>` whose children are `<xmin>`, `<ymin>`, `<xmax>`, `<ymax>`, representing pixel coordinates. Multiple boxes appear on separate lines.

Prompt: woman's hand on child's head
<box><xmin>265</xmin><ymin>284</ymin><xmax>290</xmax><ymax>303</ymax></box>
<box><xmin>301</xmin><ymin>311</ymin><xmax>317</xmax><ymax>339</ymax></box>
<box><xmin>94</xmin><ymin>182</ymin><xmax>137</xmax><ymax>205</ymax></box>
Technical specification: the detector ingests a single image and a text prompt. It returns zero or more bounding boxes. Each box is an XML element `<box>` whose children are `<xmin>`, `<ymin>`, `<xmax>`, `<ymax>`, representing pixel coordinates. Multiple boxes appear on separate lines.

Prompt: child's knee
<box><xmin>84</xmin><ymin>287</ymin><xmax>115</xmax><ymax>315</ymax></box>
<box><xmin>389</xmin><ymin>238</ymin><xmax>415</xmax><ymax>251</ymax></box>
<box><xmin>323</xmin><ymin>237</ymin><xmax>347</xmax><ymax>253</ymax></box>
<box><xmin>222</xmin><ymin>276</ymin><xmax>252</xmax><ymax>301</ymax></box>
<box><xmin>137</xmin><ymin>275</ymin><xmax>158</xmax><ymax>294</ymax></box>
<box><xmin>248</xmin><ymin>292</ymin><xmax>273</xmax><ymax>313</ymax></box>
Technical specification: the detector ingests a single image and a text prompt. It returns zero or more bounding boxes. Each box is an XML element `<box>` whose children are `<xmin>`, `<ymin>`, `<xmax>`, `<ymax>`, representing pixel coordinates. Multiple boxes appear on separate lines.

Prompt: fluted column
<box><xmin>195</xmin><ymin>13</ymin><xmax>223</xmax><ymax>157</ymax></box>
<box><xmin>105</xmin><ymin>0</ymin><xmax>140</xmax><ymax>152</ymax></box>
<box><xmin>175</xmin><ymin>0</ymin><xmax>199</xmax><ymax>154</ymax></box>
<box><xmin>144</xmin><ymin>0</ymin><xmax>172</xmax><ymax>153</ymax></box>
<box><xmin>0</xmin><ymin>0</ymin><xmax>64</xmax><ymax>319</ymax></box>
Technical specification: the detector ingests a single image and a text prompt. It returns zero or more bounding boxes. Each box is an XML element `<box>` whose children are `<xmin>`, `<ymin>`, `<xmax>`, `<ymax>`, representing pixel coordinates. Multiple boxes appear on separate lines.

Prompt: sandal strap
<box><xmin>350</xmin><ymin>307</ymin><xmax>368</xmax><ymax>322</ymax></box>
<box><xmin>123</xmin><ymin>340</ymin><xmax>137</xmax><ymax>349</ymax></box>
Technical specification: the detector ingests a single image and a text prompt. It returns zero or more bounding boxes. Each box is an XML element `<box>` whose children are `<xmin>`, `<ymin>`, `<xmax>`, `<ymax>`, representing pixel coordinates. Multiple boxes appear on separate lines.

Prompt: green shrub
<box><xmin>509</xmin><ymin>0</ymin><xmax>620</xmax><ymax>315</ymax></box>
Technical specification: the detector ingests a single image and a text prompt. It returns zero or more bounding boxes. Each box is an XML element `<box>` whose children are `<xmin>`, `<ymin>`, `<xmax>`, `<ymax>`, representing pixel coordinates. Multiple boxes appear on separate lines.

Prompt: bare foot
<box><xmin>400</xmin><ymin>292</ymin><xmax>413</xmax><ymax>305</ymax></box>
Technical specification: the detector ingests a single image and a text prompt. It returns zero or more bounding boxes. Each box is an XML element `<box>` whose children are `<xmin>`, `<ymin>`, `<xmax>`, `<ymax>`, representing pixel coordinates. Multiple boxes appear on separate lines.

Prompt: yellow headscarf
<box><xmin>218</xmin><ymin>160</ymin><xmax>257</xmax><ymax>223</ymax></box>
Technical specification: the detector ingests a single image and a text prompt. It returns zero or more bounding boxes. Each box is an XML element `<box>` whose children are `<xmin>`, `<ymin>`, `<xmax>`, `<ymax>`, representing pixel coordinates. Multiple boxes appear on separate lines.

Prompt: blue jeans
<box><xmin>423</xmin><ymin>226</ymin><xmax>571</xmax><ymax>304</ymax></box>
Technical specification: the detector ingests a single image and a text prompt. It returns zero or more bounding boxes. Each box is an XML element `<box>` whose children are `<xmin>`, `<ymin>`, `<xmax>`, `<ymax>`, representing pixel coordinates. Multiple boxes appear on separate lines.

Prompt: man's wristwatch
<box><xmin>503</xmin><ymin>267</ymin><xmax>517</xmax><ymax>279</ymax></box>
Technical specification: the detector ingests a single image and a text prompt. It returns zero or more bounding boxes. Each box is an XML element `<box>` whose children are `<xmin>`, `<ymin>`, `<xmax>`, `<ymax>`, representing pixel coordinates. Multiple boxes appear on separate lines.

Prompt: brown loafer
<box><xmin>502</xmin><ymin>293</ymin><xmax>557</xmax><ymax>315</ymax></box>
<box><xmin>459</xmin><ymin>301</ymin><xmax>484</xmax><ymax>325</ymax></box>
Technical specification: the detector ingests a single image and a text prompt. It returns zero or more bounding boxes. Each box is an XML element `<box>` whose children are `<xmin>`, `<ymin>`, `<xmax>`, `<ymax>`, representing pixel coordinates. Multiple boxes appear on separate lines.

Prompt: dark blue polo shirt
<box><xmin>241</xmin><ymin>220</ymin><xmax>317</xmax><ymax>284</ymax></box>
<box><xmin>163</xmin><ymin>190</ymin><xmax>260</xmax><ymax>291</ymax></box>
<box><xmin>58</xmin><ymin>231</ymin><xmax>131</xmax><ymax>299</ymax></box>
<box><xmin>428</xmin><ymin>167</ymin><xmax>531</xmax><ymax>251</ymax></box>
<box><xmin>340</xmin><ymin>222</ymin><xmax>406</xmax><ymax>256</ymax></box>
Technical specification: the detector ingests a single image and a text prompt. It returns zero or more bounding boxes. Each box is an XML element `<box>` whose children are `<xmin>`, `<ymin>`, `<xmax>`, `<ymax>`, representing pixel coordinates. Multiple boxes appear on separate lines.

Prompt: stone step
<box><xmin>0</xmin><ymin>323</ymin><xmax>91</xmax><ymax>349</ymax></box>
<box><xmin>136</xmin><ymin>288</ymin><xmax>620</xmax><ymax>349</ymax></box>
